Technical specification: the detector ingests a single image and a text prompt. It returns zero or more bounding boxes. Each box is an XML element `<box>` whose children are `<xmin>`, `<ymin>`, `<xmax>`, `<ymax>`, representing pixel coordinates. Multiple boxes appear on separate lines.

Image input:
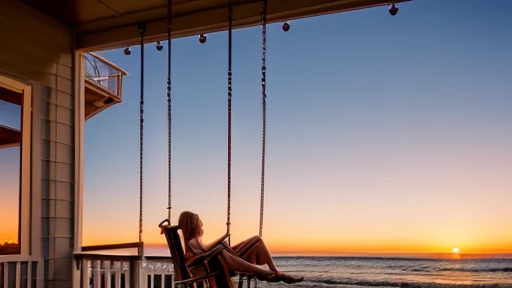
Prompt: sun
<box><xmin>452</xmin><ymin>247</ymin><xmax>459</xmax><ymax>253</ymax></box>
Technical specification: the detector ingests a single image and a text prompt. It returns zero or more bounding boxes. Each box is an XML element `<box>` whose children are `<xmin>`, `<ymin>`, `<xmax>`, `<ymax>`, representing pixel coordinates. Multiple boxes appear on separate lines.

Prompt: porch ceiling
<box><xmin>21</xmin><ymin>0</ymin><xmax>410</xmax><ymax>52</ymax></box>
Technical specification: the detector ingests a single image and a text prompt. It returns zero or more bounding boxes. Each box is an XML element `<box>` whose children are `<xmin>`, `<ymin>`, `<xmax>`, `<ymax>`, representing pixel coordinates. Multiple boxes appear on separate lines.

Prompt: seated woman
<box><xmin>178</xmin><ymin>211</ymin><xmax>304</xmax><ymax>284</ymax></box>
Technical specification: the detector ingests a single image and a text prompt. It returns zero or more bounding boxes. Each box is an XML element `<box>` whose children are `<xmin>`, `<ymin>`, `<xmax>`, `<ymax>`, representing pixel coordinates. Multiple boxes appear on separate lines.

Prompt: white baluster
<box><xmin>113</xmin><ymin>262</ymin><xmax>122</xmax><ymax>288</ymax></box>
<box><xmin>92</xmin><ymin>261</ymin><xmax>101</xmax><ymax>288</ymax></box>
<box><xmin>2</xmin><ymin>262</ymin><xmax>7</xmax><ymax>288</ymax></box>
<box><xmin>80</xmin><ymin>260</ymin><xmax>89</xmax><ymax>288</ymax></box>
<box><xmin>15</xmin><ymin>262</ymin><xmax>21</xmax><ymax>288</ymax></box>
<box><xmin>124</xmin><ymin>262</ymin><xmax>130</xmax><ymax>288</ymax></box>
<box><xmin>27</xmin><ymin>261</ymin><xmax>32</xmax><ymax>288</ymax></box>
<box><xmin>104</xmin><ymin>261</ymin><xmax>111</xmax><ymax>288</ymax></box>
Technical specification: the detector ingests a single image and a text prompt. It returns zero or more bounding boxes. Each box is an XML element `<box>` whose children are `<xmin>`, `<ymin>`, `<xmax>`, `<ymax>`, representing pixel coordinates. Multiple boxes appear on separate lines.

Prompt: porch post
<box><xmin>72</xmin><ymin>52</ymin><xmax>86</xmax><ymax>288</ymax></box>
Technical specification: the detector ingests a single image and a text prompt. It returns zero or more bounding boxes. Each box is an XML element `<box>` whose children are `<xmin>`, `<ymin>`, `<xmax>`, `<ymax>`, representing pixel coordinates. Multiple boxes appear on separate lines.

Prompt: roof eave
<box><xmin>75</xmin><ymin>0</ymin><xmax>410</xmax><ymax>52</ymax></box>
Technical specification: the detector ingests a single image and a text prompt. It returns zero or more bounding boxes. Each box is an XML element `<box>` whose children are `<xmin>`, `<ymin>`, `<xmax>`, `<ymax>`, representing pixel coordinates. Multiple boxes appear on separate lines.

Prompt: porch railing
<box><xmin>0</xmin><ymin>256</ymin><xmax>41</xmax><ymax>288</ymax></box>
<box><xmin>84</xmin><ymin>53</ymin><xmax>126</xmax><ymax>98</ymax></box>
<box><xmin>74</xmin><ymin>243</ymin><xmax>174</xmax><ymax>288</ymax></box>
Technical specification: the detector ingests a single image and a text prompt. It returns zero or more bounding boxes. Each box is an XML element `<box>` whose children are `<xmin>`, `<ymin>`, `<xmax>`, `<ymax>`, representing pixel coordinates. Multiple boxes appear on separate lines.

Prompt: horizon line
<box><xmin>141</xmin><ymin>243</ymin><xmax>512</xmax><ymax>258</ymax></box>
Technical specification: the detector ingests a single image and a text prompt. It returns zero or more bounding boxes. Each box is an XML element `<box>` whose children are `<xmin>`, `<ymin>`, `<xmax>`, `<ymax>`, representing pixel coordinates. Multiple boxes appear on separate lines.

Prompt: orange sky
<box><xmin>0</xmin><ymin>147</ymin><xmax>20</xmax><ymax>245</ymax></box>
<box><xmin>79</xmin><ymin>214</ymin><xmax>512</xmax><ymax>256</ymax></box>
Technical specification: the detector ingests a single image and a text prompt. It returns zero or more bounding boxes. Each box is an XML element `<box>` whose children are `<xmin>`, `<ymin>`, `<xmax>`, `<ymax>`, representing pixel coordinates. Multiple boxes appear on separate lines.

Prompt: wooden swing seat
<box><xmin>159</xmin><ymin>220</ymin><xmax>233</xmax><ymax>287</ymax></box>
<box><xmin>159</xmin><ymin>220</ymin><xmax>260</xmax><ymax>288</ymax></box>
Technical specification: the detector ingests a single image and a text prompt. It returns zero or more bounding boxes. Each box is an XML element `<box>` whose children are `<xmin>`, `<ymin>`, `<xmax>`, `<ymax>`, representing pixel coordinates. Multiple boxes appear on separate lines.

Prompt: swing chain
<box><xmin>138</xmin><ymin>22</ymin><xmax>146</xmax><ymax>244</ymax></box>
<box><xmin>259</xmin><ymin>0</ymin><xmax>267</xmax><ymax>238</ymax></box>
<box><xmin>167</xmin><ymin>0</ymin><xmax>173</xmax><ymax>222</ymax></box>
<box><xmin>226</xmin><ymin>0</ymin><xmax>233</xmax><ymax>241</ymax></box>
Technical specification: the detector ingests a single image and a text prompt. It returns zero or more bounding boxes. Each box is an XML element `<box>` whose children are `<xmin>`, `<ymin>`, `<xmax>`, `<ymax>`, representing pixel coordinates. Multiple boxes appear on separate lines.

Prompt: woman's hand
<box><xmin>217</xmin><ymin>233</ymin><xmax>230</xmax><ymax>245</ymax></box>
<box><xmin>211</xmin><ymin>233</ymin><xmax>230</xmax><ymax>248</ymax></box>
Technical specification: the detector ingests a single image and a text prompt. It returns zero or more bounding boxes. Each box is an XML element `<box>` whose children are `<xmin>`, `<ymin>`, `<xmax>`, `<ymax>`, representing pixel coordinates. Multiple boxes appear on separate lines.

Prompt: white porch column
<box><xmin>72</xmin><ymin>52</ymin><xmax>86</xmax><ymax>288</ymax></box>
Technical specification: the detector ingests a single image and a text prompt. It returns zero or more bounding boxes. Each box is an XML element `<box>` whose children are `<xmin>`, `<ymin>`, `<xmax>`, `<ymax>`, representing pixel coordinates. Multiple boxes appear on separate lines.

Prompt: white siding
<box><xmin>0</xmin><ymin>1</ymin><xmax>75</xmax><ymax>287</ymax></box>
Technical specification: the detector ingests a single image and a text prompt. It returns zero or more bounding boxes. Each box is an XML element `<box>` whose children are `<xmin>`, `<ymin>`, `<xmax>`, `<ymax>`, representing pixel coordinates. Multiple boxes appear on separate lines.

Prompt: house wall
<box><xmin>0</xmin><ymin>1</ymin><xmax>76</xmax><ymax>287</ymax></box>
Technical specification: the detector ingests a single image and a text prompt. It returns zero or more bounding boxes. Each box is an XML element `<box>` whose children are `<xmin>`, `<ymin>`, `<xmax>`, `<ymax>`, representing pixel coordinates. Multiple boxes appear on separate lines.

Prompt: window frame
<box><xmin>0</xmin><ymin>74</ymin><xmax>32</xmax><ymax>258</ymax></box>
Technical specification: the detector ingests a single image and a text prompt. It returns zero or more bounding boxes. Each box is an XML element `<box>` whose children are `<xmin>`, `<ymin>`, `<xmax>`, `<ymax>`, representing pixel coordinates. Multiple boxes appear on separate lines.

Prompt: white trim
<box><xmin>0</xmin><ymin>74</ymin><xmax>32</xmax><ymax>260</ymax></box>
<box><xmin>72</xmin><ymin>52</ymin><xmax>86</xmax><ymax>288</ymax></box>
<box><xmin>74</xmin><ymin>52</ymin><xmax>85</xmax><ymax>252</ymax></box>
<box><xmin>19</xmin><ymin>84</ymin><xmax>32</xmax><ymax>256</ymax></box>
<box><xmin>0</xmin><ymin>75</ymin><xmax>26</xmax><ymax>92</ymax></box>
<box><xmin>30</xmin><ymin>84</ymin><xmax>42</xmax><ymax>259</ymax></box>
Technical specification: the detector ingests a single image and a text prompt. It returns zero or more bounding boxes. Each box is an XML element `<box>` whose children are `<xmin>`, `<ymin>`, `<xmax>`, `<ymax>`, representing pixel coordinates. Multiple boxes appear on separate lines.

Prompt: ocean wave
<box><xmin>438</xmin><ymin>267</ymin><xmax>512</xmax><ymax>273</ymax></box>
<box><xmin>401</xmin><ymin>267</ymin><xmax>512</xmax><ymax>273</ymax></box>
<box><xmin>305</xmin><ymin>278</ymin><xmax>506</xmax><ymax>288</ymax></box>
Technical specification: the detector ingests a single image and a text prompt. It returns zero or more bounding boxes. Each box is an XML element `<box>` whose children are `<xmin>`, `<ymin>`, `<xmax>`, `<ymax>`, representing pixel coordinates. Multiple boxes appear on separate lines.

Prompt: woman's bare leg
<box><xmin>220</xmin><ymin>250</ymin><xmax>273</xmax><ymax>276</ymax></box>
<box><xmin>221</xmin><ymin>245</ymin><xmax>304</xmax><ymax>284</ymax></box>
<box><xmin>232</xmin><ymin>236</ymin><xmax>278</xmax><ymax>272</ymax></box>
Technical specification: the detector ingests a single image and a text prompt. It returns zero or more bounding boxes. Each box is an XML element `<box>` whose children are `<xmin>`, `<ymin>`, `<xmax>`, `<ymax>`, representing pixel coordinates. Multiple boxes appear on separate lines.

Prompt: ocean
<box><xmin>141</xmin><ymin>248</ymin><xmax>512</xmax><ymax>287</ymax></box>
<box><xmin>264</xmin><ymin>256</ymin><xmax>512</xmax><ymax>288</ymax></box>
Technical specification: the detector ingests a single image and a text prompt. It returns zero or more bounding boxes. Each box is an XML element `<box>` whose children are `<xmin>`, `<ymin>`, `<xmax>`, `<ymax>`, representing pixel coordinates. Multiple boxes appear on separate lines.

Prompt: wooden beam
<box><xmin>0</xmin><ymin>86</ymin><xmax>22</xmax><ymax>106</ymax></box>
<box><xmin>76</xmin><ymin>0</ymin><xmax>410</xmax><ymax>52</ymax></box>
<box><xmin>0</xmin><ymin>124</ymin><xmax>21</xmax><ymax>149</ymax></box>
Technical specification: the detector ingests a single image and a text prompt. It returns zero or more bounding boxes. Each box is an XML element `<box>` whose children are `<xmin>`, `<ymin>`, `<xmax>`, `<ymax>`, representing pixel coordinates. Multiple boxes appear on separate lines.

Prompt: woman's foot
<box><xmin>257</xmin><ymin>272</ymin><xmax>304</xmax><ymax>284</ymax></box>
<box><xmin>256</xmin><ymin>272</ymin><xmax>281</xmax><ymax>282</ymax></box>
<box><xmin>276</xmin><ymin>272</ymin><xmax>304</xmax><ymax>284</ymax></box>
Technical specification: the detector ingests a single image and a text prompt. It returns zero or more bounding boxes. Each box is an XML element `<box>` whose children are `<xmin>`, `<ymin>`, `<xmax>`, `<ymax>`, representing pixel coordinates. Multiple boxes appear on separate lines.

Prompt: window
<box><xmin>0</xmin><ymin>85</ymin><xmax>23</xmax><ymax>255</ymax></box>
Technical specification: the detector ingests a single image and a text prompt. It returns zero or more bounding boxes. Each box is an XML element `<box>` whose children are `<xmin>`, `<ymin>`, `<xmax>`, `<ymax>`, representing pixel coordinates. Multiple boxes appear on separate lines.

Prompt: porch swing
<box><xmin>156</xmin><ymin>0</ymin><xmax>271</xmax><ymax>287</ymax></box>
<box><xmin>73</xmin><ymin>0</ymin><xmax>269</xmax><ymax>285</ymax></box>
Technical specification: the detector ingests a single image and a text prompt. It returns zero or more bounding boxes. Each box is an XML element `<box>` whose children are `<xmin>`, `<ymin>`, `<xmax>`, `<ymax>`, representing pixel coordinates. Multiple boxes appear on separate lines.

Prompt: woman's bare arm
<box><xmin>200</xmin><ymin>233</ymin><xmax>229</xmax><ymax>251</ymax></box>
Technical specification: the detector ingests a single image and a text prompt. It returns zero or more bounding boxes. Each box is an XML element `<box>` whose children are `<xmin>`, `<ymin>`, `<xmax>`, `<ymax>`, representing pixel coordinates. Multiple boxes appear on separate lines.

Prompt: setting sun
<box><xmin>452</xmin><ymin>248</ymin><xmax>459</xmax><ymax>254</ymax></box>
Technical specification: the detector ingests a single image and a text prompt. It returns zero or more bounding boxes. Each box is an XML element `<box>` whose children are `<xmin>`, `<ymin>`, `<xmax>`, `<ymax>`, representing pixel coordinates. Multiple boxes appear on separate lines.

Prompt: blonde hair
<box><xmin>178</xmin><ymin>211</ymin><xmax>202</xmax><ymax>253</ymax></box>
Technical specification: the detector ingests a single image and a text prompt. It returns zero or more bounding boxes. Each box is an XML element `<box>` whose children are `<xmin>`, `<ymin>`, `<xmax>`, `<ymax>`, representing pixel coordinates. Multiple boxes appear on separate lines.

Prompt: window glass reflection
<box><xmin>0</xmin><ymin>87</ymin><xmax>22</xmax><ymax>255</ymax></box>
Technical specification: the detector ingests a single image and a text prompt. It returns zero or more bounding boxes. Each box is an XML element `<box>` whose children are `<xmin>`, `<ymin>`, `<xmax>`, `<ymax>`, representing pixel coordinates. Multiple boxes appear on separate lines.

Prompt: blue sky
<box><xmin>79</xmin><ymin>0</ymin><xmax>512</xmax><ymax>254</ymax></box>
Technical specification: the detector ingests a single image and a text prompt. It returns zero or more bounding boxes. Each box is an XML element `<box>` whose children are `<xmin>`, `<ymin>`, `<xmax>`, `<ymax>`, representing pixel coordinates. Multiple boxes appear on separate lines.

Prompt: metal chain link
<box><xmin>226</xmin><ymin>0</ymin><xmax>233</xmax><ymax>244</ymax></box>
<box><xmin>167</xmin><ymin>0</ymin><xmax>173</xmax><ymax>222</ymax></box>
<box><xmin>258</xmin><ymin>0</ymin><xmax>268</xmax><ymax>238</ymax></box>
<box><xmin>138</xmin><ymin>23</ymin><xmax>146</xmax><ymax>244</ymax></box>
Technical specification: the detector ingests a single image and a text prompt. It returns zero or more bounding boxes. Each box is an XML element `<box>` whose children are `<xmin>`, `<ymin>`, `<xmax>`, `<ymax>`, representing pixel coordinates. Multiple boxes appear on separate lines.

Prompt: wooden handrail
<box><xmin>144</xmin><ymin>255</ymin><xmax>173</xmax><ymax>261</ymax></box>
<box><xmin>81</xmin><ymin>242</ymin><xmax>143</xmax><ymax>252</ymax></box>
<box><xmin>0</xmin><ymin>255</ymin><xmax>40</xmax><ymax>262</ymax></box>
<box><xmin>74</xmin><ymin>253</ymin><xmax>141</xmax><ymax>262</ymax></box>
<box><xmin>88</xmin><ymin>53</ymin><xmax>129</xmax><ymax>76</ymax></box>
